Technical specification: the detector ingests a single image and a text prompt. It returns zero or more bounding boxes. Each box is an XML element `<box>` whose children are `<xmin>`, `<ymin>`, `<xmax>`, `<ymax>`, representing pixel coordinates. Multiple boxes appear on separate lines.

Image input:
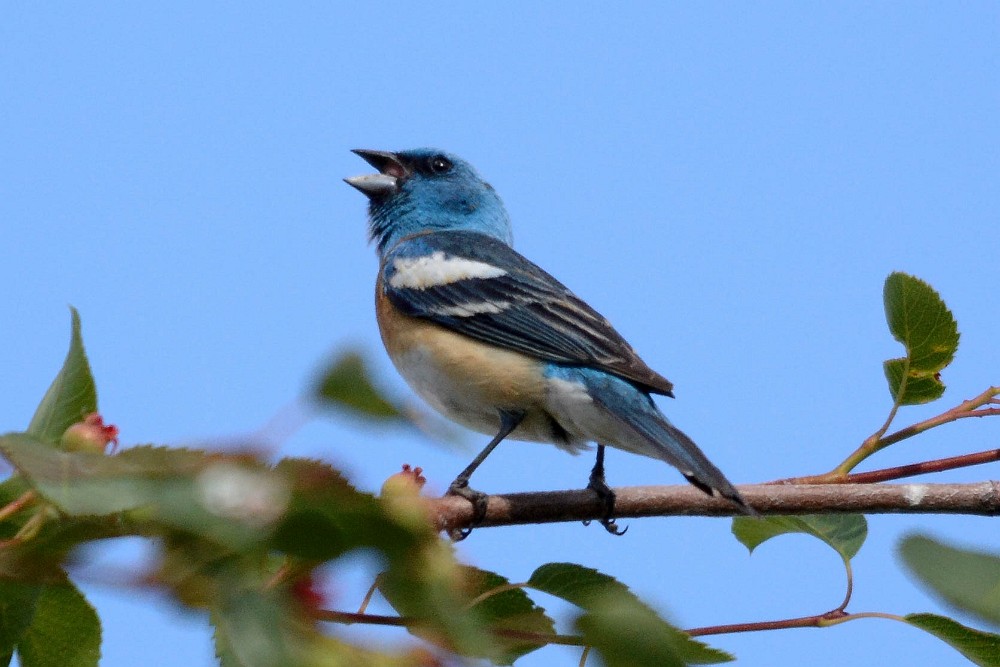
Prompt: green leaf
<box><xmin>313</xmin><ymin>351</ymin><xmax>403</xmax><ymax>421</ymax></box>
<box><xmin>0</xmin><ymin>434</ymin><xmax>279</xmax><ymax>550</ymax></box>
<box><xmin>0</xmin><ymin>581</ymin><xmax>41</xmax><ymax>665</ymax></box>
<box><xmin>905</xmin><ymin>613</ymin><xmax>1000</xmax><ymax>666</ymax></box>
<box><xmin>27</xmin><ymin>308</ymin><xmax>98</xmax><ymax>444</ymax></box>
<box><xmin>271</xmin><ymin>457</ymin><xmax>422</xmax><ymax>563</ymax></box>
<box><xmin>883</xmin><ymin>360</ymin><xmax>946</xmax><ymax>403</ymax></box>
<box><xmin>16</xmin><ymin>582</ymin><xmax>100</xmax><ymax>667</ymax></box>
<box><xmin>528</xmin><ymin>563</ymin><xmax>733</xmax><ymax>665</ymax></box>
<box><xmin>212</xmin><ymin>585</ymin><xmax>299</xmax><ymax>667</ymax></box>
<box><xmin>210</xmin><ymin>561</ymin><xmax>424</xmax><ymax>667</ymax></box>
<box><xmin>732</xmin><ymin>514</ymin><xmax>867</xmax><ymax>562</ymax></box>
<box><xmin>528</xmin><ymin>562</ymin><xmax>634</xmax><ymax>609</ymax></box>
<box><xmin>899</xmin><ymin>534</ymin><xmax>1000</xmax><ymax>628</ymax></box>
<box><xmin>574</xmin><ymin>597</ymin><xmax>684</xmax><ymax>667</ymax></box>
<box><xmin>378</xmin><ymin>549</ymin><xmax>499</xmax><ymax>661</ymax></box>
<box><xmin>462</xmin><ymin>566</ymin><xmax>556</xmax><ymax>664</ymax></box>
<box><xmin>882</xmin><ymin>272</ymin><xmax>959</xmax><ymax>405</ymax></box>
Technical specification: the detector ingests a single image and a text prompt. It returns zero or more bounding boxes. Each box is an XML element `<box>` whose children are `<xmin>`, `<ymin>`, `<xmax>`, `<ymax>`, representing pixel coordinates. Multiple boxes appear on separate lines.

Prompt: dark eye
<box><xmin>428</xmin><ymin>155</ymin><xmax>452</xmax><ymax>174</ymax></box>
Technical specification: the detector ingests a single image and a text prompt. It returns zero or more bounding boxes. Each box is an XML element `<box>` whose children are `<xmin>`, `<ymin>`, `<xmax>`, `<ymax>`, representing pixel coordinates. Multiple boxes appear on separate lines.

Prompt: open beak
<box><xmin>344</xmin><ymin>149</ymin><xmax>409</xmax><ymax>199</ymax></box>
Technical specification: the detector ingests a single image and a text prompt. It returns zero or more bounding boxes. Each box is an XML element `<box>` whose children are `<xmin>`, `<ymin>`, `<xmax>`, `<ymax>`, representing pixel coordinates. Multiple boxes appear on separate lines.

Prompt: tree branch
<box><xmin>429</xmin><ymin>482</ymin><xmax>1000</xmax><ymax>533</ymax></box>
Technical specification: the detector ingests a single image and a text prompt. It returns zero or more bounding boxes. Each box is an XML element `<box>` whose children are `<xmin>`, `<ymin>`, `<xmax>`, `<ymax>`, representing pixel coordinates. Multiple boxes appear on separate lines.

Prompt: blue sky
<box><xmin>2</xmin><ymin>3</ymin><xmax>998</xmax><ymax>665</ymax></box>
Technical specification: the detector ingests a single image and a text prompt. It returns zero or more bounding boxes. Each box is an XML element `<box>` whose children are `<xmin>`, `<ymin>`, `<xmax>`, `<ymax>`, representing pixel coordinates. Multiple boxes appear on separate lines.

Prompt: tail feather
<box><xmin>659</xmin><ymin>420</ymin><xmax>756</xmax><ymax>515</ymax></box>
<box><xmin>551</xmin><ymin>366</ymin><xmax>754</xmax><ymax>515</ymax></box>
<box><xmin>586</xmin><ymin>379</ymin><xmax>753</xmax><ymax>515</ymax></box>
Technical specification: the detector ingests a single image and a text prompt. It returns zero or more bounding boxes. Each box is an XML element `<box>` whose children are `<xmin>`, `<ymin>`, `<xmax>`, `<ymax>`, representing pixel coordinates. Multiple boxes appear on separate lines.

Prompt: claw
<box><xmin>599</xmin><ymin>516</ymin><xmax>628</xmax><ymax>536</ymax></box>
<box><xmin>446</xmin><ymin>480</ymin><xmax>489</xmax><ymax>541</ymax></box>
<box><xmin>586</xmin><ymin>444</ymin><xmax>628</xmax><ymax>536</ymax></box>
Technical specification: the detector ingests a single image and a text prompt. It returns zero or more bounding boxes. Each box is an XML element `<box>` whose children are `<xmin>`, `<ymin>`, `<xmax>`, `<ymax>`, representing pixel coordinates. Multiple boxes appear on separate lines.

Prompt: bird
<box><xmin>346</xmin><ymin>148</ymin><xmax>751</xmax><ymax>536</ymax></box>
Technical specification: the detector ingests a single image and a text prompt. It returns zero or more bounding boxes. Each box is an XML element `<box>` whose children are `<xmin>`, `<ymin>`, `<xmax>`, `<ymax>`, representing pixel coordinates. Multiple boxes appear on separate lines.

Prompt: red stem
<box><xmin>686</xmin><ymin>610</ymin><xmax>848</xmax><ymax>636</ymax></box>
<box><xmin>844</xmin><ymin>449</ymin><xmax>1000</xmax><ymax>484</ymax></box>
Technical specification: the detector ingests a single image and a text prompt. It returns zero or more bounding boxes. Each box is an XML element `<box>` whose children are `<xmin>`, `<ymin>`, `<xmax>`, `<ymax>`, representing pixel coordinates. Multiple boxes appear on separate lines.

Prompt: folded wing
<box><xmin>381</xmin><ymin>231</ymin><xmax>675</xmax><ymax>396</ymax></box>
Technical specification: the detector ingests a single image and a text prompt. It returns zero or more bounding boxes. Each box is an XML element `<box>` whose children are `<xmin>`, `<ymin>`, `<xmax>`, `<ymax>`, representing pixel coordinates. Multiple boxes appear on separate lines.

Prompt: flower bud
<box><xmin>60</xmin><ymin>413</ymin><xmax>119</xmax><ymax>454</ymax></box>
<box><xmin>380</xmin><ymin>463</ymin><xmax>427</xmax><ymax>498</ymax></box>
<box><xmin>380</xmin><ymin>464</ymin><xmax>434</xmax><ymax>528</ymax></box>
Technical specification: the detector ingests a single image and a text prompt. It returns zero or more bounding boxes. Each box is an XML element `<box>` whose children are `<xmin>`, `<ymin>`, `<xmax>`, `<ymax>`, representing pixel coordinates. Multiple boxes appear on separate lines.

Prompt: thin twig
<box><xmin>686</xmin><ymin>609</ymin><xmax>906</xmax><ymax>636</ymax></box>
<box><xmin>317</xmin><ymin>603</ymin><xmax>911</xmax><ymax>648</ymax></box>
<box><xmin>828</xmin><ymin>386</ymin><xmax>1000</xmax><ymax>478</ymax></box>
<box><xmin>844</xmin><ymin>449</ymin><xmax>1000</xmax><ymax>484</ymax></box>
<box><xmin>317</xmin><ymin>609</ymin><xmax>585</xmax><ymax>646</ymax></box>
<box><xmin>685</xmin><ymin>610</ymin><xmax>848</xmax><ymax>636</ymax></box>
<box><xmin>357</xmin><ymin>574</ymin><xmax>383</xmax><ymax>614</ymax></box>
<box><xmin>774</xmin><ymin>447</ymin><xmax>1000</xmax><ymax>485</ymax></box>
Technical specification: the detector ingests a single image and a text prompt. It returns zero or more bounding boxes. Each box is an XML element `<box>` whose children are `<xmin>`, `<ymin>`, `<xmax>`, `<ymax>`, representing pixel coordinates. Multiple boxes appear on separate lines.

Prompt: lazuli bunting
<box><xmin>346</xmin><ymin>148</ymin><xmax>750</xmax><ymax>533</ymax></box>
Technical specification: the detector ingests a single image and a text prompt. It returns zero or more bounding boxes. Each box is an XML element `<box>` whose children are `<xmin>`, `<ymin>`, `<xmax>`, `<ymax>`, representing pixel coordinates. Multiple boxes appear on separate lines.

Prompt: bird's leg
<box><xmin>586</xmin><ymin>444</ymin><xmax>627</xmax><ymax>536</ymax></box>
<box><xmin>447</xmin><ymin>409</ymin><xmax>525</xmax><ymax>540</ymax></box>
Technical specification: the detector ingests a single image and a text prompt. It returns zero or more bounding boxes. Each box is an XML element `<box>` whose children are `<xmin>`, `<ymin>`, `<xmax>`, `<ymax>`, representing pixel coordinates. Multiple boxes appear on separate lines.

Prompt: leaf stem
<box><xmin>836</xmin><ymin>558</ymin><xmax>854</xmax><ymax>613</ymax></box>
<box><xmin>464</xmin><ymin>582</ymin><xmax>529</xmax><ymax>610</ymax></box>
<box><xmin>0</xmin><ymin>489</ymin><xmax>37</xmax><ymax>522</ymax></box>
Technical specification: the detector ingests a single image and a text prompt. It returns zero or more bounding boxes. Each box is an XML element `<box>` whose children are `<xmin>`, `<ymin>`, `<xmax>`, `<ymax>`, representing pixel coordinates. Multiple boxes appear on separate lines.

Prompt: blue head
<box><xmin>346</xmin><ymin>148</ymin><xmax>513</xmax><ymax>255</ymax></box>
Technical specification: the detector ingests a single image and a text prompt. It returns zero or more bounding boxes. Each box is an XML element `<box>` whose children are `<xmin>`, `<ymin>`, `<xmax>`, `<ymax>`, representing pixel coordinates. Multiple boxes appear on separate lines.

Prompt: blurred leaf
<box><xmin>271</xmin><ymin>457</ymin><xmax>422</xmax><ymax>562</ymax></box>
<box><xmin>379</xmin><ymin>544</ymin><xmax>498</xmax><ymax>661</ymax></box>
<box><xmin>882</xmin><ymin>272</ymin><xmax>959</xmax><ymax>405</ymax></box>
<box><xmin>212</xmin><ymin>572</ymin><xmax>436</xmax><ymax>667</ymax></box>
<box><xmin>0</xmin><ymin>581</ymin><xmax>41</xmax><ymax>666</ymax></box>
<box><xmin>27</xmin><ymin>308</ymin><xmax>98</xmax><ymax>444</ymax></box>
<box><xmin>304</xmin><ymin>638</ymin><xmax>435</xmax><ymax>667</ymax></box>
<box><xmin>575</xmin><ymin>596</ymin><xmax>685</xmax><ymax>667</ymax></box>
<box><xmin>462</xmin><ymin>566</ymin><xmax>555</xmax><ymax>664</ymax></box>
<box><xmin>528</xmin><ymin>563</ymin><xmax>733</xmax><ymax>665</ymax></box>
<box><xmin>900</xmin><ymin>535</ymin><xmax>1000</xmax><ymax>628</ymax></box>
<box><xmin>905</xmin><ymin>613</ymin><xmax>1000</xmax><ymax>666</ymax></box>
<box><xmin>0</xmin><ymin>434</ymin><xmax>279</xmax><ymax>549</ymax></box>
<box><xmin>313</xmin><ymin>351</ymin><xmax>403</xmax><ymax>421</ymax></box>
<box><xmin>16</xmin><ymin>583</ymin><xmax>100</xmax><ymax>667</ymax></box>
<box><xmin>0</xmin><ymin>478</ymin><xmax>34</xmax><ymax>542</ymax></box>
<box><xmin>212</xmin><ymin>582</ymin><xmax>301</xmax><ymax>667</ymax></box>
<box><xmin>732</xmin><ymin>514</ymin><xmax>867</xmax><ymax>562</ymax></box>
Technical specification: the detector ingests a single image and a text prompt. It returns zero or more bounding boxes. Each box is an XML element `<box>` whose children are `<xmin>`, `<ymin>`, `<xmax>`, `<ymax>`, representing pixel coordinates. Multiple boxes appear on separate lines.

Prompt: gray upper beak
<box><xmin>344</xmin><ymin>149</ymin><xmax>409</xmax><ymax>199</ymax></box>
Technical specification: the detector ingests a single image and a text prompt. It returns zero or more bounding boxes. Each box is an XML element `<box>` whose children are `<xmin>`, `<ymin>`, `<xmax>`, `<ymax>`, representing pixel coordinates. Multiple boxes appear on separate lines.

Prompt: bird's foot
<box><xmin>586</xmin><ymin>474</ymin><xmax>627</xmax><ymax>536</ymax></box>
<box><xmin>446</xmin><ymin>478</ymin><xmax>489</xmax><ymax>541</ymax></box>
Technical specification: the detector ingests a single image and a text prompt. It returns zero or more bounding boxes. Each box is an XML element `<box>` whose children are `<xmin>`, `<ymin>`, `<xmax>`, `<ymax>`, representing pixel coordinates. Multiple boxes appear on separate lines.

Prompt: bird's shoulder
<box><xmin>379</xmin><ymin>230</ymin><xmax>675</xmax><ymax>396</ymax></box>
<box><xmin>381</xmin><ymin>230</ymin><xmax>539</xmax><ymax>277</ymax></box>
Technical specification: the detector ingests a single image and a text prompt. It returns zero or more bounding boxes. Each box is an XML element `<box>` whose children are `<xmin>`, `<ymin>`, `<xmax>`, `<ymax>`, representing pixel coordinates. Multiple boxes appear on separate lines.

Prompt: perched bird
<box><xmin>346</xmin><ymin>148</ymin><xmax>751</xmax><ymax>535</ymax></box>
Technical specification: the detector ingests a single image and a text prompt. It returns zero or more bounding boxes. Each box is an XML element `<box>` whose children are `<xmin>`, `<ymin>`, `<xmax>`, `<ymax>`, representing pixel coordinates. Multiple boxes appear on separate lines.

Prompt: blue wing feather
<box><xmin>382</xmin><ymin>230</ymin><xmax>675</xmax><ymax>395</ymax></box>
